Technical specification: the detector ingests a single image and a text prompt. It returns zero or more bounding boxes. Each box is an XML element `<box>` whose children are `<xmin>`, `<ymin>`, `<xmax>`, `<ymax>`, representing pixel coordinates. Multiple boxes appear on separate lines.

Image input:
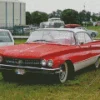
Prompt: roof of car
<box><xmin>37</xmin><ymin>28</ymin><xmax>86</xmax><ymax>33</ymax></box>
<box><xmin>0</xmin><ymin>29</ymin><xmax>10</xmax><ymax>32</ymax></box>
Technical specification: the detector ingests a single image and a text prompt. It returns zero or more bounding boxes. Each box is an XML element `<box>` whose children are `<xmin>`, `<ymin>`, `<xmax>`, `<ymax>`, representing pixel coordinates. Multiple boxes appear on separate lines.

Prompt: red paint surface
<box><xmin>0</xmin><ymin>40</ymin><xmax>100</xmax><ymax>68</ymax></box>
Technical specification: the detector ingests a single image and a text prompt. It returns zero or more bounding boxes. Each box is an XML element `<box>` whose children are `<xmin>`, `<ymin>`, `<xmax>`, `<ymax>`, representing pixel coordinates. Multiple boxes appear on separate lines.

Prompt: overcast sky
<box><xmin>20</xmin><ymin>0</ymin><xmax>100</xmax><ymax>13</ymax></box>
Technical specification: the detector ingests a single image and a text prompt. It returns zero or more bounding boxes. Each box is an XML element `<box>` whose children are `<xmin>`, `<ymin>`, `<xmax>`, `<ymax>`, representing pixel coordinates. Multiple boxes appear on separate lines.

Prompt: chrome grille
<box><xmin>3</xmin><ymin>58</ymin><xmax>41</xmax><ymax>67</ymax></box>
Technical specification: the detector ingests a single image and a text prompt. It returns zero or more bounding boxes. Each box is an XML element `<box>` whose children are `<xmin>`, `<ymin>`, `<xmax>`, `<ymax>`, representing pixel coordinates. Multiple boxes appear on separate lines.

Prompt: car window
<box><xmin>50</xmin><ymin>31</ymin><xmax>75</xmax><ymax>45</ymax></box>
<box><xmin>27</xmin><ymin>30</ymin><xmax>75</xmax><ymax>45</ymax></box>
<box><xmin>76</xmin><ymin>32</ymin><xmax>85</xmax><ymax>44</ymax></box>
<box><xmin>84</xmin><ymin>33</ymin><xmax>92</xmax><ymax>43</ymax></box>
<box><xmin>0</xmin><ymin>31</ymin><xmax>12</xmax><ymax>42</ymax></box>
<box><xmin>75</xmin><ymin>32</ymin><xmax>92</xmax><ymax>45</ymax></box>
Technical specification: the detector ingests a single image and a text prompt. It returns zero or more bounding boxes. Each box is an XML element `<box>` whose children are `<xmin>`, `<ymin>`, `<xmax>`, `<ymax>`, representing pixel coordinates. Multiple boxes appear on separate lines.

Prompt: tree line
<box><xmin>26</xmin><ymin>9</ymin><xmax>100</xmax><ymax>26</ymax></box>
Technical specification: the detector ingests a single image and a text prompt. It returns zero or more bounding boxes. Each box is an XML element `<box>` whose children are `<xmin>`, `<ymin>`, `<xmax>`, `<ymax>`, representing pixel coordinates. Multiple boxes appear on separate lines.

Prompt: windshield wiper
<box><xmin>33</xmin><ymin>40</ymin><xmax>52</xmax><ymax>42</ymax></box>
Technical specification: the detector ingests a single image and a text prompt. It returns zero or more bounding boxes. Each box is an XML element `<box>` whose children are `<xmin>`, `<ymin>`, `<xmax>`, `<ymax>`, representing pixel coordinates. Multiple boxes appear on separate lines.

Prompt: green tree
<box><xmin>91</xmin><ymin>13</ymin><xmax>98</xmax><ymax>21</ymax></box>
<box><xmin>49</xmin><ymin>9</ymin><xmax>62</xmax><ymax>18</ymax></box>
<box><xmin>86</xmin><ymin>11</ymin><xmax>91</xmax><ymax>21</ymax></box>
<box><xmin>61</xmin><ymin>9</ymin><xmax>79</xmax><ymax>24</ymax></box>
<box><xmin>79</xmin><ymin>10</ymin><xmax>91</xmax><ymax>24</ymax></box>
<box><xmin>97</xmin><ymin>16</ymin><xmax>100</xmax><ymax>21</ymax></box>
<box><xmin>31</xmin><ymin>11</ymin><xmax>48</xmax><ymax>25</ymax></box>
<box><xmin>26</xmin><ymin>11</ymin><xmax>32</xmax><ymax>25</ymax></box>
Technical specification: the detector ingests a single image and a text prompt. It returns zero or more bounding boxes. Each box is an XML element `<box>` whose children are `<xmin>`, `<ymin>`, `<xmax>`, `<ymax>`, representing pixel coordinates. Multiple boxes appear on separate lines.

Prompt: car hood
<box><xmin>0</xmin><ymin>43</ymin><xmax>72</xmax><ymax>59</ymax></box>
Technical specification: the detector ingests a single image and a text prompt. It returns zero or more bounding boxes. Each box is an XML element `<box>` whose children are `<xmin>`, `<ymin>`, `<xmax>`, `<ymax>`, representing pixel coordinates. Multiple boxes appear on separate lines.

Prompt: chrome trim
<box><xmin>0</xmin><ymin>64</ymin><xmax>60</xmax><ymax>72</ymax></box>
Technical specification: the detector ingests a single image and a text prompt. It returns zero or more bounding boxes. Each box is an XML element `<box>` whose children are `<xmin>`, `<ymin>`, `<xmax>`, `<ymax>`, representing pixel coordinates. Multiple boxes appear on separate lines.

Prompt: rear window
<box><xmin>0</xmin><ymin>31</ymin><xmax>12</xmax><ymax>42</ymax></box>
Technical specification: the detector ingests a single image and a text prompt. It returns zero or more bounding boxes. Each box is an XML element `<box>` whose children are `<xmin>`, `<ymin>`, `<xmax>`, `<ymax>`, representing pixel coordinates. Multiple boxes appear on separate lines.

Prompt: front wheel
<box><xmin>55</xmin><ymin>63</ymin><xmax>69</xmax><ymax>83</ymax></box>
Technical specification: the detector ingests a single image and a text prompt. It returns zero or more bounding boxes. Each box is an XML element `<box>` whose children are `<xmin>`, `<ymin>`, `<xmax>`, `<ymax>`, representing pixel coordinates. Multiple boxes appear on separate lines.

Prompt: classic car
<box><xmin>0</xmin><ymin>29</ymin><xmax>14</xmax><ymax>46</ymax></box>
<box><xmin>0</xmin><ymin>28</ymin><xmax>100</xmax><ymax>83</ymax></box>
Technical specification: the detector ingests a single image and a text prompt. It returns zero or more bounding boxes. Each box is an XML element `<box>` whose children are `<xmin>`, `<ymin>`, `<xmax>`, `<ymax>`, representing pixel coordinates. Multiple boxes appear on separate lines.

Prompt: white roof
<box><xmin>0</xmin><ymin>29</ymin><xmax>10</xmax><ymax>32</ymax></box>
<box><xmin>37</xmin><ymin>28</ymin><xmax>86</xmax><ymax>33</ymax></box>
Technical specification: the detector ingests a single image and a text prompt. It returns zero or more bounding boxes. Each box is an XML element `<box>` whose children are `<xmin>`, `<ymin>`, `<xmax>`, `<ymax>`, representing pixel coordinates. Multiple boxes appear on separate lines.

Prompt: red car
<box><xmin>0</xmin><ymin>28</ymin><xmax>100</xmax><ymax>83</ymax></box>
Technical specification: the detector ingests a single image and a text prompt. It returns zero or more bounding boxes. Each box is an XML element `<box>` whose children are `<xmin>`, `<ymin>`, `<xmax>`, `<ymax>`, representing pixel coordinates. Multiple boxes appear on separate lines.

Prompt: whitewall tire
<box><xmin>56</xmin><ymin>63</ymin><xmax>69</xmax><ymax>83</ymax></box>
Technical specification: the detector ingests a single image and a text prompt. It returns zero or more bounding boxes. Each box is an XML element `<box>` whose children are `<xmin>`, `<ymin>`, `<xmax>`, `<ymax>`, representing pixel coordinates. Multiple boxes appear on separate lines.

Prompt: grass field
<box><xmin>0</xmin><ymin>67</ymin><xmax>100</xmax><ymax>100</ymax></box>
<box><xmin>87</xmin><ymin>26</ymin><xmax>100</xmax><ymax>38</ymax></box>
<box><xmin>0</xmin><ymin>26</ymin><xmax>100</xmax><ymax>100</ymax></box>
<box><xmin>14</xmin><ymin>39</ymin><xmax>27</xmax><ymax>44</ymax></box>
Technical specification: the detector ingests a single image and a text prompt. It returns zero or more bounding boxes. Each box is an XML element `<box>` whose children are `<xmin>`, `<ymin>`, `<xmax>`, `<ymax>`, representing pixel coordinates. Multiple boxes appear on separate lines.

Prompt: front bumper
<box><xmin>0</xmin><ymin>64</ymin><xmax>60</xmax><ymax>74</ymax></box>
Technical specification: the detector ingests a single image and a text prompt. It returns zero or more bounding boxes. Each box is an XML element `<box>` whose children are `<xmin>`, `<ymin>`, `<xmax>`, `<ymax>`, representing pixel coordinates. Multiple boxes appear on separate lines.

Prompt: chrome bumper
<box><xmin>0</xmin><ymin>64</ymin><xmax>60</xmax><ymax>74</ymax></box>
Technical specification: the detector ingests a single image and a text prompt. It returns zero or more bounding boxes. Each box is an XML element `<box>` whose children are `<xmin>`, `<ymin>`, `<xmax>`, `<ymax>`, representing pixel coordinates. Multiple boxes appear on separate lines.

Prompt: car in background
<box><xmin>40</xmin><ymin>18</ymin><xmax>65</xmax><ymax>28</ymax></box>
<box><xmin>64</xmin><ymin>24</ymin><xmax>81</xmax><ymax>28</ymax></box>
<box><xmin>0</xmin><ymin>29</ymin><xmax>14</xmax><ymax>46</ymax></box>
<box><xmin>75</xmin><ymin>27</ymin><xmax>98</xmax><ymax>37</ymax></box>
<box><xmin>13</xmin><ymin>25</ymin><xmax>30</xmax><ymax>35</ymax></box>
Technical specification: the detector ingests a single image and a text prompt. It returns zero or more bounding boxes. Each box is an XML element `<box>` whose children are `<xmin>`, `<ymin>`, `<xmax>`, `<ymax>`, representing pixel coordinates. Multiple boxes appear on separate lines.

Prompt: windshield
<box><xmin>27</xmin><ymin>30</ymin><xmax>75</xmax><ymax>45</ymax></box>
<box><xmin>0</xmin><ymin>31</ymin><xmax>12</xmax><ymax>42</ymax></box>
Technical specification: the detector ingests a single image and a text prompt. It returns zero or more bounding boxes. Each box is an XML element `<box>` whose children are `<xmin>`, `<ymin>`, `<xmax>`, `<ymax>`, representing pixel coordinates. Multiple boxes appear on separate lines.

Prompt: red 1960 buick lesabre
<box><xmin>0</xmin><ymin>28</ymin><xmax>100</xmax><ymax>83</ymax></box>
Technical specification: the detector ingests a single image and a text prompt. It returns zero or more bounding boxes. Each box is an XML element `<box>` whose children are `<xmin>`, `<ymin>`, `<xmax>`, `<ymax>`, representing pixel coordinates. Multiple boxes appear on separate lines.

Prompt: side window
<box><xmin>84</xmin><ymin>33</ymin><xmax>92</xmax><ymax>43</ymax></box>
<box><xmin>76</xmin><ymin>32</ymin><xmax>92</xmax><ymax>45</ymax></box>
<box><xmin>76</xmin><ymin>32</ymin><xmax>85</xmax><ymax>45</ymax></box>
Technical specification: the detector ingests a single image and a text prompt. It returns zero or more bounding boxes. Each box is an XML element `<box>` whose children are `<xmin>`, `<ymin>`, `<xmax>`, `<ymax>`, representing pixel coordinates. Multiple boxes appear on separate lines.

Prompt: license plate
<box><xmin>15</xmin><ymin>69</ymin><xmax>25</xmax><ymax>75</ymax></box>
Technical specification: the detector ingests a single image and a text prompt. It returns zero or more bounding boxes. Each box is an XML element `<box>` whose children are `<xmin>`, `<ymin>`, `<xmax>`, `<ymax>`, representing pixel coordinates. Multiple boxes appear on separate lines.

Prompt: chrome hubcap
<box><xmin>59</xmin><ymin>63</ymin><xmax>68</xmax><ymax>83</ymax></box>
<box><xmin>95</xmin><ymin>58</ymin><xmax>100</xmax><ymax>68</ymax></box>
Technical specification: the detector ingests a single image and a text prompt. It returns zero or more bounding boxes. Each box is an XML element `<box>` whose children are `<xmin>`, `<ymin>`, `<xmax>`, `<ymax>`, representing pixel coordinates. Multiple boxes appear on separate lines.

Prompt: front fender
<box><xmin>51</xmin><ymin>55</ymin><xmax>71</xmax><ymax>68</ymax></box>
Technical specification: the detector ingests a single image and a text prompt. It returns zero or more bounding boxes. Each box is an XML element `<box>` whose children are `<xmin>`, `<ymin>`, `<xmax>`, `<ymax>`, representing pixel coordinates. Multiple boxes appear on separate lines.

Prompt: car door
<box><xmin>90</xmin><ymin>40</ymin><xmax>100</xmax><ymax>63</ymax></box>
<box><xmin>74</xmin><ymin>32</ymin><xmax>93</xmax><ymax>71</ymax></box>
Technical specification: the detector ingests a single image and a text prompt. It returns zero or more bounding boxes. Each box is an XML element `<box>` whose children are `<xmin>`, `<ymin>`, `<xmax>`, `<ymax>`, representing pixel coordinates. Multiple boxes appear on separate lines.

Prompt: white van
<box><xmin>0</xmin><ymin>29</ymin><xmax>14</xmax><ymax>46</ymax></box>
<box><xmin>40</xmin><ymin>18</ymin><xmax>65</xmax><ymax>28</ymax></box>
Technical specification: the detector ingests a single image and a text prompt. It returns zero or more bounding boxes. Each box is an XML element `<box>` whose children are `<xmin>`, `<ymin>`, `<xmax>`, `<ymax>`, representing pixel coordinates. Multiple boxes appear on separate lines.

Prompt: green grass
<box><xmin>14</xmin><ymin>39</ymin><xmax>27</xmax><ymax>44</ymax></box>
<box><xmin>86</xmin><ymin>26</ymin><xmax>100</xmax><ymax>38</ymax></box>
<box><xmin>0</xmin><ymin>26</ymin><xmax>100</xmax><ymax>100</ymax></box>
<box><xmin>0</xmin><ymin>68</ymin><xmax>100</xmax><ymax>100</ymax></box>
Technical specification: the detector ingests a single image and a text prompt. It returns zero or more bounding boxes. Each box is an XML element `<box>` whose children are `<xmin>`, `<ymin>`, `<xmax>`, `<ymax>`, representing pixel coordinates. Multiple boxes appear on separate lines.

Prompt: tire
<box><xmin>2</xmin><ymin>71</ymin><xmax>18</xmax><ymax>82</ymax></box>
<box><xmin>95</xmin><ymin>58</ymin><xmax>100</xmax><ymax>69</ymax></box>
<box><xmin>91</xmin><ymin>33</ymin><xmax>96</xmax><ymax>37</ymax></box>
<box><xmin>55</xmin><ymin>63</ymin><xmax>69</xmax><ymax>83</ymax></box>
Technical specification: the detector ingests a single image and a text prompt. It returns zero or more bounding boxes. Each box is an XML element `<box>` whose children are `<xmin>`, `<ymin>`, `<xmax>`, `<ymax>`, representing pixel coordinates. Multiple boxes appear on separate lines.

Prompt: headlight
<box><xmin>47</xmin><ymin>60</ymin><xmax>53</xmax><ymax>67</ymax></box>
<box><xmin>0</xmin><ymin>56</ymin><xmax>3</xmax><ymax>63</ymax></box>
<box><xmin>41</xmin><ymin>59</ymin><xmax>46</xmax><ymax>66</ymax></box>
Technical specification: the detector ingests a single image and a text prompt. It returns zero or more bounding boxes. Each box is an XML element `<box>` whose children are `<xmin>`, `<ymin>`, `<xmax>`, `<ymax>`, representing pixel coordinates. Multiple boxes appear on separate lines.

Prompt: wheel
<box><xmin>55</xmin><ymin>63</ymin><xmax>69</xmax><ymax>83</ymax></box>
<box><xmin>95</xmin><ymin>58</ymin><xmax>100</xmax><ymax>69</ymax></box>
<box><xmin>2</xmin><ymin>71</ymin><xmax>18</xmax><ymax>82</ymax></box>
<box><xmin>91</xmin><ymin>33</ymin><xmax>96</xmax><ymax>37</ymax></box>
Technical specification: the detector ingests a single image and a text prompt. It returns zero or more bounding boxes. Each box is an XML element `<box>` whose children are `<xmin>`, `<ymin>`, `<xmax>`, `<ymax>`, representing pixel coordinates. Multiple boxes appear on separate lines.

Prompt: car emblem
<box><xmin>18</xmin><ymin>60</ymin><xmax>23</xmax><ymax>65</ymax></box>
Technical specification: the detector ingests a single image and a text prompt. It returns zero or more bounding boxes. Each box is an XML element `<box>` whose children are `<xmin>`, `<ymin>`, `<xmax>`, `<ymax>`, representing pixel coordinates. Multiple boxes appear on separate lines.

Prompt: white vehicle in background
<box><xmin>75</xmin><ymin>27</ymin><xmax>98</xmax><ymax>37</ymax></box>
<box><xmin>40</xmin><ymin>18</ymin><xmax>65</xmax><ymax>28</ymax></box>
<box><xmin>0</xmin><ymin>29</ymin><xmax>14</xmax><ymax>46</ymax></box>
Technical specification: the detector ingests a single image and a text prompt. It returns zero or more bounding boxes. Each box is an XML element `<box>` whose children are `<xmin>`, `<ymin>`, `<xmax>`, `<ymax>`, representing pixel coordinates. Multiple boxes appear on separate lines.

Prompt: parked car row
<box><xmin>40</xmin><ymin>19</ymin><xmax>98</xmax><ymax>38</ymax></box>
<box><xmin>0</xmin><ymin>28</ymin><xmax>100</xmax><ymax>83</ymax></box>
